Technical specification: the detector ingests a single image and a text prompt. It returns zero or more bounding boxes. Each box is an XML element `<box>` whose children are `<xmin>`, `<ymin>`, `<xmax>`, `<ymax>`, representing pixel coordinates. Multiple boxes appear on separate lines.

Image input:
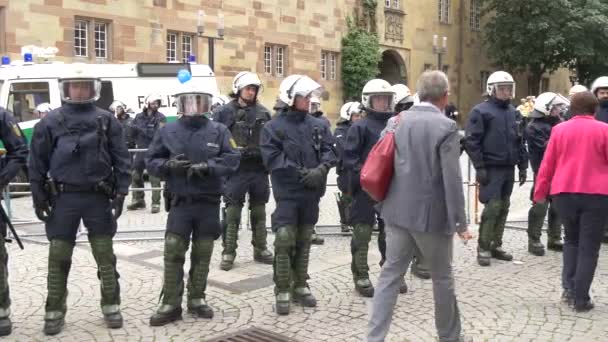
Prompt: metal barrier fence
<box><xmin>2</xmin><ymin>148</ymin><xmax>537</xmax><ymax>244</ymax></box>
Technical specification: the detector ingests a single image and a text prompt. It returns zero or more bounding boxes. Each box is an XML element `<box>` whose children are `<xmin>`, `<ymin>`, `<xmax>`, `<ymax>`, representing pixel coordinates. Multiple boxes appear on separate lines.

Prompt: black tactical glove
<box><xmin>187</xmin><ymin>162</ymin><xmax>209</xmax><ymax>180</ymax></box>
<box><xmin>519</xmin><ymin>168</ymin><xmax>527</xmax><ymax>186</ymax></box>
<box><xmin>111</xmin><ymin>193</ymin><xmax>126</xmax><ymax>219</ymax></box>
<box><xmin>299</xmin><ymin>164</ymin><xmax>329</xmax><ymax>190</ymax></box>
<box><xmin>31</xmin><ymin>182</ymin><xmax>51</xmax><ymax>222</ymax></box>
<box><xmin>163</xmin><ymin>154</ymin><xmax>192</xmax><ymax>175</ymax></box>
<box><xmin>475</xmin><ymin>168</ymin><xmax>489</xmax><ymax>186</ymax></box>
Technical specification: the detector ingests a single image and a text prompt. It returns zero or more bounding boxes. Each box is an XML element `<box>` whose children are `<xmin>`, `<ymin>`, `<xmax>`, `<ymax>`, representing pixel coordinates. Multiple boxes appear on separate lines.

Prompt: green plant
<box><xmin>341</xmin><ymin>18</ymin><xmax>381</xmax><ymax>101</ymax></box>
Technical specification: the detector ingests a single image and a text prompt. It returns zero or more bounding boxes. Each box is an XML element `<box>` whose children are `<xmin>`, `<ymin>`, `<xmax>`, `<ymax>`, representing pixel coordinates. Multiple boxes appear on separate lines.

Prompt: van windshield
<box><xmin>8</xmin><ymin>81</ymin><xmax>50</xmax><ymax>122</ymax></box>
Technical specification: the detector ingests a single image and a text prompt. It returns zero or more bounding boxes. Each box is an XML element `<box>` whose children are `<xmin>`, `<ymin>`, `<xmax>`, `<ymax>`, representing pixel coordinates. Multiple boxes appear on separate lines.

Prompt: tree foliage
<box><xmin>480</xmin><ymin>0</ymin><xmax>608</xmax><ymax>93</ymax></box>
<box><xmin>341</xmin><ymin>17</ymin><xmax>381</xmax><ymax>101</ymax></box>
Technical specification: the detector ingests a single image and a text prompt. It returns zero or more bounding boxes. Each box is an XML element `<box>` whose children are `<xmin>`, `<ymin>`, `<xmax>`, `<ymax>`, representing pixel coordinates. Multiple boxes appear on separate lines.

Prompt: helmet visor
<box><xmin>176</xmin><ymin>93</ymin><xmax>211</xmax><ymax>116</ymax></box>
<box><xmin>59</xmin><ymin>78</ymin><xmax>101</xmax><ymax>104</ymax></box>
<box><xmin>493</xmin><ymin>83</ymin><xmax>514</xmax><ymax>99</ymax></box>
<box><xmin>369</xmin><ymin>94</ymin><xmax>394</xmax><ymax>112</ymax></box>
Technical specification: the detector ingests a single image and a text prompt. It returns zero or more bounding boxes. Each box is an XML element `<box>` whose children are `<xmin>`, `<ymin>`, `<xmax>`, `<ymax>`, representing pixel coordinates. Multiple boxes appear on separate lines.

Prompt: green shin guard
<box><xmin>293</xmin><ymin>225</ymin><xmax>316</xmax><ymax>307</ymax></box>
<box><xmin>44</xmin><ymin>239</ymin><xmax>74</xmax><ymax>335</ymax></box>
<box><xmin>89</xmin><ymin>235</ymin><xmax>122</xmax><ymax>328</ymax></box>
<box><xmin>187</xmin><ymin>239</ymin><xmax>214</xmax><ymax>319</ymax></box>
<box><xmin>250</xmin><ymin>205</ymin><xmax>273</xmax><ymax>264</ymax></box>
<box><xmin>273</xmin><ymin>226</ymin><xmax>296</xmax><ymax>315</ymax></box>
<box><xmin>150</xmin><ymin>233</ymin><xmax>188</xmax><ymax>326</ymax></box>
<box><xmin>479</xmin><ymin>199</ymin><xmax>502</xmax><ymax>250</ymax></box>
<box><xmin>494</xmin><ymin>199</ymin><xmax>510</xmax><ymax>248</ymax></box>
<box><xmin>351</xmin><ymin>224</ymin><xmax>374</xmax><ymax>297</ymax></box>
<box><xmin>220</xmin><ymin>205</ymin><xmax>241</xmax><ymax>270</ymax></box>
<box><xmin>0</xmin><ymin>237</ymin><xmax>10</xmax><ymax>336</ymax></box>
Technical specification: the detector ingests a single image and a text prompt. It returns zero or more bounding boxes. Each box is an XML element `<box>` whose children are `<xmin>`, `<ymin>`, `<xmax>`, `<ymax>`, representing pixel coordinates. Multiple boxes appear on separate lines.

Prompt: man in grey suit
<box><xmin>366</xmin><ymin>71</ymin><xmax>473</xmax><ymax>342</ymax></box>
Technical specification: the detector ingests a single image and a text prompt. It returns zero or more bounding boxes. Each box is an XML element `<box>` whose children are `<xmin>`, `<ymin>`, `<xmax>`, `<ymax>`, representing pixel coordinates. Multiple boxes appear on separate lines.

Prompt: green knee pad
<box><xmin>0</xmin><ymin>237</ymin><xmax>9</xmax><ymax>310</ymax></box>
<box><xmin>250</xmin><ymin>205</ymin><xmax>268</xmax><ymax>250</ymax></box>
<box><xmin>46</xmin><ymin>239</ymin><xmax>75</xmax><ymax>313</ymax></box>
<box><xmin>223</xmin><ymin>205</ymin><xmax>242</xmax><ymax>255</ymax></box>
<box><xmin>131</xmin><ymin>169</ymin><xmax>144</xmax><ymax>200</ymax></box>
<box><xmin>293</xmin><ymin>225</ymin><xmax>314</xmax><ymax>287</ymax></box>
<box><xmin>527</xmin><ymin>202</ymin><xmax>548</xmax><ymax>240</ymax></box>
<box><xmin>89</xmin><ymin>235</ymin><xmax>120</xmax><ymax>306</ymax></box>
<box><xmin>273</xmin><ymin>226</ymin><xmax>296</xmax><ymax>291</ymax></box>
<box><xmin>161</xmin><ymin>233</ymin><xmax>189</xmax><ymax>306</ymax></box>
<box><xmin>351</xmin><ymin>224</ymin><xmax>373</xmax><ymax>280</ymax></box>
<box><xmin>150</xmin><ymin>176</ymin><xmax>161</xmax><ymax>204</ymax></box>
<box><xmin>478</xmin><ymin>199</ymin><xmax>502</xmax><ymax>250</ymax></box>
<box><xmin>493</xmin><ymin>199</ymin><xmax>510</xmax><ymax>247</ymax></box>
<box><xmin>187</xmin><ymin>239</ymin><xmax>214</xmax><ymax>300</ymax></box>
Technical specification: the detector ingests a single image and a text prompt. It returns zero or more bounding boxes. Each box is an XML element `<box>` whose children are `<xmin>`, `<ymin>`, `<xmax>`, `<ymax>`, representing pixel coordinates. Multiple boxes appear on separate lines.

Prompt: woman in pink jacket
<box><xmin>534</xmin><ymin>91</ymin><xmax>608</xmax><ymax>312</ymax></box>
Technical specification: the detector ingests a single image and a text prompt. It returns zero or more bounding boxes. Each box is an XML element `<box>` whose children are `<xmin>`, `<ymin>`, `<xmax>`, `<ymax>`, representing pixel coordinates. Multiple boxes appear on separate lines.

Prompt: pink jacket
<box><xmin>533</xmin><ymin>115</ymin><xmax>608</xmax><ymax>202</ymax></box>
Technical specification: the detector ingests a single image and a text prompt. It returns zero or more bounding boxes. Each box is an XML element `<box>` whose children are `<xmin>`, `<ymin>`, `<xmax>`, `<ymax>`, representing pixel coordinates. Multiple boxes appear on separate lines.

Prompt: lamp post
<box><xmin>197</xmin><ymin>10</ymin><xmax>225</xmax><ymax>71</ymax></box>
<box><xmin>433</xmin><ymin>34</ymin><xmax>447</xmax><ymax>71</ymax></box>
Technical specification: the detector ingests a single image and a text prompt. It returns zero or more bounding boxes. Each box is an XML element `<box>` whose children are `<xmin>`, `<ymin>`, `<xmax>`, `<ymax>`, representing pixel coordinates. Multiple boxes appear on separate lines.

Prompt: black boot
<box><xmin>528</xmin><ymin>239</ymin><xmax>545</xmax><ymax>256</ymax></box>
<box><xmin>187</xmin><ymin>239</ymin><xmax>214</xmax><ymax>319</ymax></box>
<box><xmin>89</xmin><ymin>235</ymin><xmax>123</xmax><ymax>329</ymax></box>
<box><xmin>491</xmin><ymin>246</ymin><xmax>513</xmax><ymax>261</ymax></box>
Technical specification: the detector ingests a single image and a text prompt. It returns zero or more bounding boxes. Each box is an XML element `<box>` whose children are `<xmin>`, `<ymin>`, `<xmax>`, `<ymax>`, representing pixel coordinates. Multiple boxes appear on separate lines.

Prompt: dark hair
<box><xmin>570</xmin><ymin>91</ymin><xmax>599</xmax><ymax>117</ymax></box>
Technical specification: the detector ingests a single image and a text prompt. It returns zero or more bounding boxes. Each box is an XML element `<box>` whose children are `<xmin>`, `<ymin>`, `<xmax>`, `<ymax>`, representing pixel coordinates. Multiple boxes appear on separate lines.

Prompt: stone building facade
<box><xmin>0</xmin><ymin>0</ymin><xmax>572</xmax><ymax>121</ymax></box>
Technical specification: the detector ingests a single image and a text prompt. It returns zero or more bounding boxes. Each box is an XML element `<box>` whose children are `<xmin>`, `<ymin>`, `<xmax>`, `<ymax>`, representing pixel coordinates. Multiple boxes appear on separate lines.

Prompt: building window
<box><xmin>264</xmin><ymin>44</ymin><xmax>288</xmax><ymax>77</ymax></box>
<box><xmin>480</xmin><ymin>71</ymin><xmax>490</xmax><ymax>93</ymax></box>
<box><xmin>74</xmin><ymin>17</ymin><xmax>111</xmax><ymax>60</ymax></box>
<box><xmin>439</xmin><ymin>0</ymin><xmax>451</xmax><ymax>24</ymax></box>
<box><xmin>470</xmin><ymin>0</ymin><xmax>481</xmax><ymax>31</ymax></box>
<box><xmin>321</xmin><ymin>51</ymin><xmax>338</xmax><ymax>81</ymax></box>
<box><xmin>541</xmin><ymin>77</ymin><xmax>550</xmax><ymax>92</ymax></box>
<box><xmin>166</xmin><ymin>31</ymin><xmax>195</xmax><ymax>62</ymax></box>
<box><xmin>385</xmin><ymin>0</ymin><xmax>401</xmax><ymax>8</ymax></box>
<box><xmin>74</xmin><ymin>20</ymin><xmax>88</xmax><ymax>57</ymax></box>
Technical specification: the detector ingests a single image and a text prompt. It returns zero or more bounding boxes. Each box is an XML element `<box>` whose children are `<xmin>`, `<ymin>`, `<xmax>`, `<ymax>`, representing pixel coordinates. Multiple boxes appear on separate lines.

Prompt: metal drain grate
<box><xmin>205</xmin><ymin>327</ymin><xmax>299</xmax><ymax>342</ymax></box>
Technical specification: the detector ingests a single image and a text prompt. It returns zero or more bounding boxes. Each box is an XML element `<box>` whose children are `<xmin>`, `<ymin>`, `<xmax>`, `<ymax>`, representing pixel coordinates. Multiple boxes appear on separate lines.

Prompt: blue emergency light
<box><xmin>1</xmin><ymin>56</ymin><xmax>9</xmax><ymax>65</ymax></box>
<box><xmin>189</xmin><ymin>55</ymin><xmax>196</xmax><ymax>63</ymax></box>
<box><xmin>23</xmin><ymin>53</ymin><xmax>33</xmax><ymax>63</ymax></box>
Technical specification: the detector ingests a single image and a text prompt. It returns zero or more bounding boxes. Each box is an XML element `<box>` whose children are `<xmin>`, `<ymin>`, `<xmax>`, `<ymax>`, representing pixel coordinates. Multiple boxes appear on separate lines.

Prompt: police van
<box><xmin>0</xmin><ymin>57</ymin><xmax>220</xmax><ymax>142</ymax></box>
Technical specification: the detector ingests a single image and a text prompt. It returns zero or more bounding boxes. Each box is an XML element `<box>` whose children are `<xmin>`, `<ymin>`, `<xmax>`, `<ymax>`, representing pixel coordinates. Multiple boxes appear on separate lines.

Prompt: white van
<box><xmin>0</xmin><ymin>61</ymin><xmax>219</xmax><ymax>141</ymax></box>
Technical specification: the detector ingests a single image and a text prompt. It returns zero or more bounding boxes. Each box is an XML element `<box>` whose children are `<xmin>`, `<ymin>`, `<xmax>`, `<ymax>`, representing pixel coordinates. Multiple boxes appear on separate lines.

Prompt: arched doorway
<box><xmin>377</xmin><ymin>49</ymin><xmax>407</xmax><ymax>85</ymax></box>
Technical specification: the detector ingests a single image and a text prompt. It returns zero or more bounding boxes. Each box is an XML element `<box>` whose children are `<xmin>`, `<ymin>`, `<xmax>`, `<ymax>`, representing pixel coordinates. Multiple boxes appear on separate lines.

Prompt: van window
<box><xmin>8</xmin><ymin>82</ymin><xmax>50</xmax><ymax>122</ymax></box>
<box><xmin>96</xmin><ymin>81</ymin><xmax>114</xmax><ymax>111</ymax></box>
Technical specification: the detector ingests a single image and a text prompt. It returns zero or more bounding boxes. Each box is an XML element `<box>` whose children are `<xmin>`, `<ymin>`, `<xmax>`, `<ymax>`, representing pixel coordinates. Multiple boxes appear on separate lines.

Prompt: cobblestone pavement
<box><xmin>2</xmin><ymin>164</ymin><xmax>608</xmax><ymax>341</ymax></box>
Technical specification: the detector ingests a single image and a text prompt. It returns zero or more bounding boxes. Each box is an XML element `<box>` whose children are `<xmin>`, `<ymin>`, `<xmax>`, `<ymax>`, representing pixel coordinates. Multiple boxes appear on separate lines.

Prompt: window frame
<box><xmin>166</xmin><ymin>31</ymin><xmax>197</xmax><ymax>63</ymax></box>
<box><xmin>439</xmin><ymin>0</ymin><xmax>451</xmax><ymax>24</ymax></box>
<box><xmin>263</xmin><ymin>44</ymin><xmax>288</xmax><ymax>78</ymax></box>
<box><xmin>74</xmin><ymin>17</ymin><xmax>112</xmax><ymax>61</ymax></box>
<box><xmin>469</xmin><ymin>0</ymin><xmax>481</xmax><ymax>31</ymax></box>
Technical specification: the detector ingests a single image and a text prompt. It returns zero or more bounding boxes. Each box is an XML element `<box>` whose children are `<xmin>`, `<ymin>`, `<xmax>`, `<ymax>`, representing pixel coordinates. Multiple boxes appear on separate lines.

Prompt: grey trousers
<box><xmin>366</xmin><ymin>224</ymin><xmax>462</xmax><ymax>342</ymax></box>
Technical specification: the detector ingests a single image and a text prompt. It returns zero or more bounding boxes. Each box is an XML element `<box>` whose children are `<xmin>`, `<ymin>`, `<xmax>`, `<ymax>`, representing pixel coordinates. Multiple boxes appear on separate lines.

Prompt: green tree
<box><xmin>480</xmin><ymin>0</ymin><xmax>608</xmax><ymax>94</ymax></box>
<box><xmin>341</xmin><ymin>18</ymin><xmax>381</xmax><ymax>101</ymax></box>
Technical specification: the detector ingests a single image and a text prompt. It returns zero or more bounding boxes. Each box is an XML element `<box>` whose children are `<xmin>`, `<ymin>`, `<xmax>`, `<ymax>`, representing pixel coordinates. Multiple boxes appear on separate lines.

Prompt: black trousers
<box><xmin>553</xmin><ymin>193</ymin><xmax>608</xmax><ymax>304</ymax></box>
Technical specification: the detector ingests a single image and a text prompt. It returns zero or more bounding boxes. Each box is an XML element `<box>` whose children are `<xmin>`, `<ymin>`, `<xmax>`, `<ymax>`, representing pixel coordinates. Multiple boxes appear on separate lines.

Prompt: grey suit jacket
<box><xmin>378</xmin><ymin>105</ymin><xmax>466</xmax><ymax>235</ymax></box>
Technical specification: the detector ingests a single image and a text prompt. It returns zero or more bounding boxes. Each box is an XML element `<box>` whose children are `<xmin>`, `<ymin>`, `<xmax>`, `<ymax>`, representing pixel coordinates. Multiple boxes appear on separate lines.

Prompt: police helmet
<box><xmin>34</xmin><ymin>103</ymin><xmax>53</xmax><ymax>115</ymax></box>
<box><xmin>392</xmin><ymin>84</ymin><xmax>414</xmax><ymax>112</ymax></box>
<box><xmin>109</xmin><ymin>100</ymin><xmax>127</xmax><ymax>113</ymax></box>
<box><xmin>278</xmin><ymin>75</ymin><xmax>323</xmax><ymax>107</ymax></box>
<box><xmin>339</xmin><ymin>101</ymin><xmax>362</xmax><ymax>121</ymax></box>
<box><xmin>530</xmin><ymin>92</ymin><xmax>569</xmax><ymax>118</ymax></box>
<box><xmin>58</xmin><ymin>64</ymin><xmax>101</xmax><ymax>104</ymax></box>
<box><xmin>145</xmin><ymin>93</ymin><xmax>163</xmax><ymax>106</ymax></box>
<box><xmin>361</xmin><ymin>79</ymin><xmax>395</xmax><ymax>112</ymax></box>
<box><xmin>486</xmin><ymin>71</ymin><xmax>516</xmax><ymax>99</ymax></box>
<box><xmin>591</xmin><ymin>76</ymin><xmax>608</xmax><ymax>96</ymax></box>
<box><xmin>232</xmin><ymin>71</ymin><xmax>262</xmax><ymax>96</ymax></box>
<box><xmin>309</xmin><ymin>95</ymin><xmax>322</xmax><ymax>113</ymax></box>
<box><xmin>173</xmin><ymin>83</ymin><xmax>214</xmax><ymax>117</ymax></box>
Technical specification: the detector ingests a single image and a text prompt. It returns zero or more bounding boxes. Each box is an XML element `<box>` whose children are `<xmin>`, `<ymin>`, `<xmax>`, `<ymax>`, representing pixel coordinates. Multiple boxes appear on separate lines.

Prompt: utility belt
<box><xmin>52</xmin><ymin>180</ymin><xmax>115</xmax><ymax>198</ymax></box>
<box><xmin>163</xmin><ymin>191</ymin><xmax>219</xmax><ymax>211</ymax></box>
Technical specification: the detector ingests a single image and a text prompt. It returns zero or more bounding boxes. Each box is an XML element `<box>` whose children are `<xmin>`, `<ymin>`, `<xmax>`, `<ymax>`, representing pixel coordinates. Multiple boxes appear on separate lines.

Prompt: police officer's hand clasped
<box><xmin>187</xmin><ymin>162</ymin><xmax>209</xmax><ymax>180</ymax></box>
<box><xmin>475</xmin><ymin>168</ymin><xmax>489</xmax><ymax>186</ymax></box>
<box><xmin>298</xmin><ymin>164</ymin><xmax>329</xmax><ymax>190</ymax></box>
<box><xmin>163</xmin><ymin>154</ymin><xmax>192</xmax><ymax>175</ymax></box>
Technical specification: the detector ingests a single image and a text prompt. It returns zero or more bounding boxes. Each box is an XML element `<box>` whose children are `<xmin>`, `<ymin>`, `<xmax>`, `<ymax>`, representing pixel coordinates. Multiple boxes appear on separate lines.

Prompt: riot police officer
<box><xmin>334</xmin><ymin>102</ymin><xmax>362</xmax><ymax>233</ymax></box>
<box><xmin>343</xmin><ymin>79</ymin><xmax>398</xmax><ymax>297</ymax></box>
<box><xmin>147</xmin><ymin>82</ymin><xmax>240</xmax><ymax>326</ymax></box>
<box><xmin>0</xmin><ymin>109</ymin><xmax>28</xmax><ymax>336</ymax></box>
<box><xmin>212</xmin><ymin>72</ymin><xmax>274</xmax><ymax>270</ymax></box>
<box><xmin>34</xmin><ymin>103</ymin><xmax>53</xmax><ymax>119</ymax></box>
<box><xmin>260</xmin><ymin>75</ymin><xmax>337</xmax><ymax>315</ymax></box>
<box><xmin>109</xmin><ymin>100</ymin><xmax>133</xmax><ymax>148</ymax></box>
<box><xmin>28</xmin><ymin>68</ymin><xmax>131</xmax><ymax>335</ymax></box>
<box><xmin>526</xmin><ymin>92</ymin><xmax>568</xmax><ymax>256</ymax></box>
<box><xmin>127</xmin><ymin>94</ymin><xmax>166</xmax><ymax>213</ymax></box>
<box><xmin>464</xmin><ymin>71</ymin><xmax>528</xmax><ymax>266</ymax></box>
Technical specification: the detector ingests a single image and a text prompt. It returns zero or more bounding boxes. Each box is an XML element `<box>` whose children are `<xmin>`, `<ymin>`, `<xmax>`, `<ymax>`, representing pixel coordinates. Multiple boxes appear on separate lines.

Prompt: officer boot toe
<box><xmin>149</xmin><ymin>305</ymin><xmax>182</xmax><ymax>327</ymax></box>
<box><xmin>355</xmin><ymin>279</ymin><xmax>375</xmax><ymax>298</ymax></box>
<box><xmin>293</xmin><ymin>287</ymin><xmax>317</xmax><ymax>307</ymax></box>
<box><xmin>547</xmin><ymin>240</ymin><xmax>563</xmax><ymax>251</ymax></box>
<box><xmin>311</xmin><ymin>234</ymin><xmax>325</xmax><ymax>245</ymax></box>
<box><xmin>253</xmin><ymin>249</ymin><xmax>274</xmax><ymax>264</ymax></box>
<box><xmin>528</xmin><ymin>240</ymin><xmax>546</xmax><ymax>256</ymax></box>
<box><xmin>491</xmin><ymin>247</ymin><xmax>513</xmax><ymax>261</ymax></box>
<box><xmin>43</xmin><ymin>312</ymin><xmax>65</xmax><ymax>336</ymax></box>
<box><xmin>399</xmin><ymin>277</ymin><xmax>408</xmax><ymax>294</ymax></box>
<box><xmin>220</xmin><ymin>254</ymin><xmax>235</xmax><ymax>271</ymax></box>
<box><xmin>102</xmin><ymin>305</ymin><xmax>123</xmax><ymax>329</ymax></box>
<box><xmin>275</xmin><ymin>292</ymin><xmax>291</xmax><ymax>315</ymax></box>
<box><xmin>0</xmin><ymin>317</ymin><xmax>11</xmax><ymax>336</ymax></box>
<box><xmin>127</xmin><ymin>201</ymin><xmax>146</xmax><ymax>211</ymax></box>
<box><xmin>187</xmin><ymin>301</ymin><xmax>214</xmax><ymax>319</ymax></box>
<box><xmin>477</xmin><ymin>248</ymin><xmax>491</xmax><ymax>267</ymax></box>
<box><xmin>340</xmin><ymin>224</ymin><xmax>351</xmax><ymax>233</ymax></box>
<box><xmin>151</xmin><ymin>204</ymin><xmax>160</xmax><ymax>214</ymax></box>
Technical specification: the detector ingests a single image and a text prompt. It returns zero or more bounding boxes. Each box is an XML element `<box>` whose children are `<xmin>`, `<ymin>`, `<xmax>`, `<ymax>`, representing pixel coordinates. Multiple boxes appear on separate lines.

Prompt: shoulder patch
<box><xmin>229</xmin><ymin>138</ymin><xmax>237</xmax><ymax>149</ymax></box>
<box><xmin>11</xmin><ymin>123</ymin><xmax>21</xmax><ymax>137</ymax></box>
